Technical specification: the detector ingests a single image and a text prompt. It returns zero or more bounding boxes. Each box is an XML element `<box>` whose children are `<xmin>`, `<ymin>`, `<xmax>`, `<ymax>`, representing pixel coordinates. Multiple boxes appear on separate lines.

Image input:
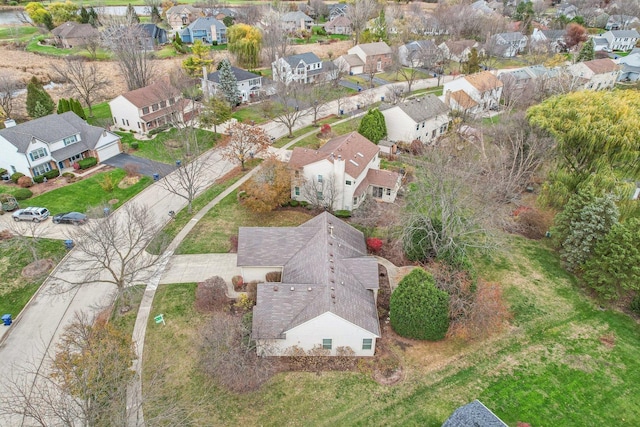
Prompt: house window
<box><xmin>377</xmin><ymin>59</ymin><xmax>382</xmax><ymax>71</ymax></box>
<box><xmin>113</xmin><ymin>116</ymin><xmax>117</xmax><ymax>123</ymax></box>
<box><xmin>137</xmin><ymin>122</ymin><xmax>141</xmax><ymax>128</ymax></box>
<box><xmin>63</xmin><ymin>135</ymin><xmax>78</xmax><ymax>146</ymax></box>
<box><xmin>422</xmin><ymin>122</ymin><xmax>425</xmax><ymax>128</ymax></box>
<box><xmin>345</xmin><ymin>180</ymin><xmax>352</xmax><ymax>185</ymax></box>
<box><xmin>317</xmin><ymin>191</ymin><xmax>324</xmax><ymax>200</ymax></box>
<box><xmin>362</xmin><ymin>338</ymin><xmax>372</xmax><ymax>350</ymax></box>
<box><xmin>432</xmin><ymin>129</ymin><xmax>437</xmax><ymax>138</ymax></box>
<box><xmin>122</xmin><ymin>118</ymin><xmax>126</xmax><ymax>125</ymax></box>
<box><xmin>294</xmin><ymin>186</ymin><xmax>300</xmax><ymax>196</ymax></box>
<box><xmin>10</xmin><ymin>165</ymin><xmax>16</xmax><ymax>174</ymax></box>
<box><xmin>32</xmin><ymin>163</ymin><xmax>51</xmax><ymax>176</ymax></box>
<box><xmin>416</xmin><ymin>124</ymin><xmax>419</xmax><ymax>130</ymax></box>
<box><xmin>126</xmin><ymin>120</ymin><xmax>130</xmax><ymax>126</ymax></box>
<box><xmin>317</xmin><ymin>175</ymin><xmax>323</xmax><ymax>183</ymax></box>
<box><xmin>322</xmin><ymin>339</ymin><xmax>332</xmax><ymax>350</ymax></box>
<box><xmin>142</xmin><ymin>107</ymin><xmax>150</xmax><ymax>114</ymax></box>
<box><xmin>160</xmin><ymin>101</ymin><xmax>167</xmax><ymax>108</ymax></box>
<box><xmin>152</xmin><ymin>103</ymin><xmax>159</xmax><ymax>112</ymax></box>
<box><xmin>373</xmin><ymin>187</ymin><xmax>383</xmax><ymax>198</ymax></box>
<box><xmin>387</xmin><ymin>188</ymin><xmax>391</xmax><ymax>196</ymax></box>
<box><xmin>169</xmin><ymin>98</ymin><xmax>175</xmax><ymax>105</ymax></box>
<box><xmin>29</xmin><ymin>147</ymin><xmax>48</xmax><ymax>161</ymax></box>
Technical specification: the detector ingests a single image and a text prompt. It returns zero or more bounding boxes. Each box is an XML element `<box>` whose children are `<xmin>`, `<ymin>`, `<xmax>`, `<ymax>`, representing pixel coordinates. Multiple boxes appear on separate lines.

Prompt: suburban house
<box><xmin>443</xmin><ymin>71</ymin><xmax>504</xmax><ymax>115</ymax></box>
<box><xmin>202</xmin><ymin>66</ymin><xmax>262</xmax><ymax>102</ymax></box>
<box><xmin>165</xmin><ymin>5</ymin><xmax>202</xmax><ymax>30</ymax></box>
<box><xmin>281</xmin><ymin>11</ymin><xmax>314</xmax><ymax>33</ymax></box>
<box><xmin>556</xmin><ymin>3</ymin><xmax>578</xmax><ymax>20</ymax></box>
<box><xmin>272</xmin><ymin>52</ymin><xmax>333</xmax><ymax>84</ymax></box>
<box><xmin>325</xmin><ymin>16</ymin><xmax>352</xmax><ymax>35</ymax></box>
<box><xmin>438</xmin><ymin>40</ymin><xmax>482</xmax><ymax>63</ymax></box>
<box><xmin>335</xmin><ymin>42</ymin><xmax>393</xmax><ymax>75</ymax></box>
<box><xmin>442</xmin><ymin>400</ymin><xmax>508</xmax><ymax>427</ymax></box>
<box><xmin>602</xmin><ymin>30</ymin><xmax>640</xmax><ymax>51</ymax></box>
<box><xmin>288</xmin><ymin>132</ymin><xmax>401</xmax><ymax>211</ymax></box>
<box><xmin>180</xmin><ymin>17</ymin><xmax>227</xmax><ymax>44</ymax></box>
<box><xmin>297</xmin><ymin>3</ymin><xmax>317</xmax><ymax>19</ymax></box>
<box><xmin>593</xmin><ymin>35</ymin><xmax>610</xmax><ymax>51</ymax></box>
<box><xmin>137</xmin><ymin>23</ymin><xmax>167</xmax><ymax>49</ymax></box>
<box><xmin>51</xmin><ymin>21</ymin><xmax>99</xmax><ymax>48</ymax></box>
<box><xmin>238</xmin><ymin>212</ymin><xmax>381</xmax><ymax>357</ymax></box>
<box><xmin>617</xmin><ymin>50</ymin><xmax>640</xmax><ymax>81</ymax></box>
<box><xmin>605</xmin><ymin>14</ymin><xmax>640</xmax><ymax>30</ymax></box>
<box><xmin>488</xmin><ymin>32</ymin><xmax>528</xmax><ymax>57</ymax></box>
<box><xmin>379</xmin><ymin>95</ymin><xmax>450</xmax><ymax>144</ymax></box>
<box><xmin>0</xmin><ymin>112</ymin><xmax>122</xmax><ymax>178</ymax></box>
<box><xmin>109</xmin><ymin>81</ymin><xmax>191</xmax><ymax>134</ymax></box>
<box><xmin>398</xmin><ymin>40</ymin><xmax>441</xmax><ymax>67</ymax></box>
<box><xmin>329</xmin><ymin>3</ymin><xmax>349</xmax><ymax>20</ymax></box>
<box><xmin>207</xmin><ymin>7</ymin><xmax>239</xmax><ymax>21</ymax></box>
<box><xmin>530</xmin><ymin>28</ymin><xmax>567</xmax><ymax>52</ymax></box>
<box><xmin>568</xmin><ymin>58</ymin><xmax>621</xmax><ymax>90</ymax></box>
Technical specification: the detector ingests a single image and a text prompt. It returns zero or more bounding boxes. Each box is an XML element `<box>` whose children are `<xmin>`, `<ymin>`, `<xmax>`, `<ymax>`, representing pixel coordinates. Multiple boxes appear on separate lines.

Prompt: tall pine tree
<box><xmin>358</xmin><ymin>109</ymin><xmax>387</xmax><ymax>144</ymax></box>
<box><xmin>26</xmin><ymin>77</ymin><xmax>55</xmax><ymax>118</ymax></box>
<box><xmin>57</xmin><ymin>98</ymin><xmax>70</xmax><ymax>113</ymax></box>
<box><xmin>218</xmin><ymin>59</ymin><xmax>241</xmax><ymax>105</ymax></box>
<box><xmin>577</xmin><ymin>38</ymin><xmax>595</xmax><ymax>62</ymax></box>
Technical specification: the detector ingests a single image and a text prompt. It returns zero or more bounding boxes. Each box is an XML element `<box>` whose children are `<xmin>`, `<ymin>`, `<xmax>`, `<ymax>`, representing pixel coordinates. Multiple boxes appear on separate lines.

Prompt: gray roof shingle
<box><xmin>243</xmin><ymin>212</ymin><xmax>380</xmax><ymax>339</ymax></box>
<box><xmin>442</xmin><ymin>400</ymin><xmax>508</xmax><ymax>427</ymax></box>
<box><xmin>206</xmin><ymin>66</ymin><xmax>260</xmax><ymax>83</ymax></box>
<box><xmin>282</xmin><ymin>52</ymin><xmax>322</xmax><ymax>67</ymax></box>
<box><xmin>187</xmin><ymin>16</ymin><xmax>226</xmax><ymax>31</ymax></box>
<box><xmin>380</xmin><ymin>94</ymin><xmax>449</xmax><ymax>124</ymax></box>
<box><xmin>281</xmin><ymin>11</ymin><xmax>313</xmax><ymax>22</ymax></box>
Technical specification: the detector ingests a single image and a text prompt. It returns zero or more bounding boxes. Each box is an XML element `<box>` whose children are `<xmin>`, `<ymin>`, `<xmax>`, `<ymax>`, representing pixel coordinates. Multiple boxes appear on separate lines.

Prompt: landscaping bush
<box><xmin>232</xmin><ymin>275</ymin><xmax>244</xmax><ymax>292</ymax></box>
<box><xmin>62</xmin><ymin>172</ymin><xmax>75</xmax><ymax>178</ymax></box>
<box><xmin>123</xmin><ymin>163</ymin><xmax>140</xmax><ymax>177</ymax></box>
<box><xmin>289</xmin><ymin>200</ymin><xmax>299</xmax><ymax>207</ymax></box>
<box><xmin>265</xmin><ymin>271</ymin><xmax>281</xmax><ymax>282</ymax></box>
<box><xmin>13</xmin><ymin>188</ymin><xmax>33</xmax><ymax>200</ymax></box>
<box><xmin>334</xmin><ymin>210</ymin><xmax>351</xmax><ymax>218</ymax></box>
<box><xmin>195</xmin><ymin>276</ymin><xmax>229</xmax><ymax>313</ymax></box>
<box><xmin>35</xmin><ymin>169</ymin><xmax>61</xmax><ymax>183</ymax></box>
<box><xmin>78</xmin><ymin>157</ymin><xmax>97</xmax><ymax>170</ymax></box>
<box><xmin>17</xmin><ymin>175</ymin><xmax>33</xmax><ymax>188</ymax></box>
<box><xmin>630</xmin><ymin>294</ymin><xmax>640</xmax><ymax>316</ymax></box>
<box><xmin>130</xmin><ymin>142</ymin><xmax>139</xmax><ymax>150</ymax></box>
<box><xmin>0</xmin><ymin>168</ymin><xmax>6</xmax><ymax>176</ymax></box>
<box><xmin>390</xmin><ymin>268</ymin><xmax>450</xmax><ymax>341</ymax></box>
<box><xmin>366</xmin><ymin>237</ymin><xmax>383</xmax><ymax>253</ymax></box>
<box><xmin>246</xmin><ymin>281</ymin><xmax>258</xmax><ymax>305</ymax></box>
<box><xmin>10</xmin><ymin>172</ymin><xmax>24</xmax><ymax>183</ymax></box>
<box><xmin>300</xmin><ymin>201</ymin><xmax>308</xmax><ymax>207</ymax></box>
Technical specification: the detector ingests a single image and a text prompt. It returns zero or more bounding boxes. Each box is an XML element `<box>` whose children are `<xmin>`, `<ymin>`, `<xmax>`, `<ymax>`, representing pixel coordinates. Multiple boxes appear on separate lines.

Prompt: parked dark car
<box><xmin>52</xmin><ymin>212</ymin><xmax>87</xmax><ymax>225</ymax></box>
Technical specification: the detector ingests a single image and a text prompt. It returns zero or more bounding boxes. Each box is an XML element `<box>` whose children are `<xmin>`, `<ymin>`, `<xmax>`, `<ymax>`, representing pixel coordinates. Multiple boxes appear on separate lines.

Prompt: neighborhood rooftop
<box><xmin>121</xmin><ymin>80</ymin><xmax>178</xmax><ymax>108</ymax></box>
<box><xmin>380</xmin><ymin>94</ymin><xmax>449</xmax><ymax>123</ymax></box>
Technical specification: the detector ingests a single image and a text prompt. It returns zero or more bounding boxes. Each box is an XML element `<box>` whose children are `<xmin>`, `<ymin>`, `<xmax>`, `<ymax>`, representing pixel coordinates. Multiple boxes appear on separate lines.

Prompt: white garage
<box><xmin>96</xmin><ymin>140</ymin><xmax>122</xmax><ymax>162</ymax></box>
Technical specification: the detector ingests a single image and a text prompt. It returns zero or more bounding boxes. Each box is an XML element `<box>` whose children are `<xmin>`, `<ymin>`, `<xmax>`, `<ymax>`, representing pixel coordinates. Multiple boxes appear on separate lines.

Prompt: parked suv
<box><xmin>12</xmin><ymin>207</ymin><xmax>50</xmax><ymax>222</ymax></box>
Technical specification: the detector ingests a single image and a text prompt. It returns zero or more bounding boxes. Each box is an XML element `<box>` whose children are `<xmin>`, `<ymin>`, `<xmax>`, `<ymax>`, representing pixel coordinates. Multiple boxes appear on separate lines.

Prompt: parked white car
<box><xmin>12</xmin><ymin>207</ymin><xmax>50</xmax><ymax>222</ymax></box>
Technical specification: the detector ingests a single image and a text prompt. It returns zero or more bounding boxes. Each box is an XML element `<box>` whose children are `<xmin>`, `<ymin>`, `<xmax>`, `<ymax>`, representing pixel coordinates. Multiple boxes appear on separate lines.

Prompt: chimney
<box><xmin>444</xmin><ymin>90</ymin><xmax>451</xmax><ymax>106</ymax></box>
<box><xmin>4</xmin><ymin>119</ymin><xmax>16</xmax><ymax>128</ymax></box>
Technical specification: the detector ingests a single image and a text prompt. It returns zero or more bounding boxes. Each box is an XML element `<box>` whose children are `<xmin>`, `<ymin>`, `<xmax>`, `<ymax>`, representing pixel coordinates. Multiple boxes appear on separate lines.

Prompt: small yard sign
<box><xmin>154</xmin><ymin>314</ymin><xmax>165</xmax><ymax>325</ymax></box>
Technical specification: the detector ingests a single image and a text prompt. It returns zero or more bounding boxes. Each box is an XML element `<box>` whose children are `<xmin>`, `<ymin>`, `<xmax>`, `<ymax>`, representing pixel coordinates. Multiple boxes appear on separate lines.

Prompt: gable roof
<box><xmin>380</xmin><ymin>94</ymin><xmax>449</xmax><ymax>124</ymax></box>
<box><xmin>541</xmin><ymin>29</ymin><xmax>566</xmax><ymax>40</ymax></box>
<box><xmin>281</xmin><ymin>11</ymin><xmax>313</xmax><ymax>22</ymax></box>
<box><xmin>608</xmin><ymin>29</ymin><xmax>640</xmax><ymax>38</ymax></box>
<box><xmin>289</xmin><ymin>132</ymin><xmax>379</xmax><ymax>179</ymax></box>
<box><xmin>442</xmin><ymin>39</ymin><xmax>476</xmax><ymax>56</ymax></box>
<box><xmin>354</xmin><ymin>41</ymin><xmax>392</xmax><ymax>56</ymax></box>
<box><xmin>442</xmin><ymin>400</ymin><xmax>508</xmax><ymax>427</ymax></box>
<box><xmin>187</xmin><ymin>16</ymin><xmax>226</xmax><ymax>31</ymax></box>
<box><xmin>404</xmin><ymin>39</ymin><xmax>438</xmax><ymax>52</ymax></box>
<box><xmin>583</xmin><ymin>58</ymin><xmax>619</xmax><ymax>74</ymax></box>
<box><xmin>137</xmin><ymin>23</ymin><xmax>165</xmax><ymax>39</ymax></box>
<box><xmin>120</xmin><ymin>81</ymin><xmax>179</xmax><ymax>108</ymax></box>
<box><xmin>354</xmin><ymin>169</ymin><xmax>400</xmax><ymax>197</ymax></box>
<box><xmin>206</xmin><ymin>66</ymin><xmax>260</xmax><ymax>83</ymax></box>
<box><xmin>465</xmin><ymin>71</ymin><xmax>504</xmax><ymax>91</ymax></box>
<box><xmin>165</xmin><ymin>5</ymin><xmax>201</xmax><ymax>16</ymax></box>
<box><xmin>450</xmin><ymin>90</ymin><xmax>478</xmax><ymax>109</ymax></box>
<box><xmin>339</xmin><ymin>53</ymin><xmax>365</xmax><ymax>67</ymax></box>
<box><xmin>243</xmin><ymin>212</ymin><xmax>380</xmax><ymax>339</ymax></box>
<box><xmin>325</xmin><ymin>15</ymin><xmax>351</xmax><ymax>28</ymax></box>
<box><xmin>0</xmin><ymin>112</ymin><xmax>111</xmax><ymax>155</ymax></box>
<box><xmin>281</xmin><ymin>52</ymin><xmax>322</xmax><ymax>67</ymax></box>
<box><xmin>51</xmin><ymin>21</ymin><xmax>98</xmax><ymax>39</ymax></box>
<box><xmin>495</xmin><ymin>31</ymin><xmax>527</xmax><ymax>42</ymax></box>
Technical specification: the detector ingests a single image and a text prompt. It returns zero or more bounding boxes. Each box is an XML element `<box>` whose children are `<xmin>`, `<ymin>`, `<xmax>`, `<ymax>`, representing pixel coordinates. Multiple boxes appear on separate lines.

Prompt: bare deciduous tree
<box><xmin>308</xmin><ymin>82</ymin><xmax>331</xmax><ymax>124</ymax></box>
<box><xmin>346</xmin><ymin>0</ymin><xmax>379</xmax><ymax>45</ymax></box>
<box><xmin>271</xmin><ymin>81</ymin><xmax>311</xmax><ymax>137</ymax></box>
<box><xmin>261</xmin><ymin>6</ymin><xmax>292</xmax><ymax>64</ymax></box>
<box><xmin>223</xmin><ymin>122</ymin><xmax>271</xmax><ymax>170</ymax></box>
<box><xmin>51</xmin><ymin>58</ymin><xmax>110</xmax><ymax>118</ymax></box>
<box><xmin>0</xmin><ymin>74</ymin><xmax>20</xmax><ymax>119</ymax></box>
<box><xmin>300</xmin><ymin>173</ymin><xmax>341</xmax><ymax>210</ymax></box>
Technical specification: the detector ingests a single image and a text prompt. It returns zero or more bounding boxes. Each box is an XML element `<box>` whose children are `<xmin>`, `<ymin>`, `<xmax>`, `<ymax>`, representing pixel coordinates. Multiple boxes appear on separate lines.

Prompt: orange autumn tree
<box><xmin>240</xmin><ymin>157</ymin><xmax>291</xmax><ymax>212</ymax></box>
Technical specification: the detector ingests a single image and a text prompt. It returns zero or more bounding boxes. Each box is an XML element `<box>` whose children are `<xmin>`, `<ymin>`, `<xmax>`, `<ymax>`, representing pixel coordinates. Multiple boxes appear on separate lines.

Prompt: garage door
<box><xmin>96</xmin><ymin>142</ymin><xmax>121</xmax><ymax>162</ymax></box>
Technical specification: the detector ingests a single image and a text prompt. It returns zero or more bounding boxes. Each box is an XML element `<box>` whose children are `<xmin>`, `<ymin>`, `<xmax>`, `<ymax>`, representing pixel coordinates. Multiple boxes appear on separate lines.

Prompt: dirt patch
<box><xmin>117</xmin><ymin>176</ymin><xmax>140</xmax><ymax>189</ymax></box>
<box><xmin>22</xmin><ymin>258</ymin><xmax>55</xmax><ymax>279</ymax></box>
<box><xmin>599</xmin><ymin>333</ymin><xmax>616</xmax><ymax>348</ymax></box>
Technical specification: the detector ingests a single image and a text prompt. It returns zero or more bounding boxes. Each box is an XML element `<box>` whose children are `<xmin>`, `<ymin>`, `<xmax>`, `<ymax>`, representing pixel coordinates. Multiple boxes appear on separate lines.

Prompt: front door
<box><xmin>58</xmin><ymin>161</ymin><xmax>64</xmax><ymax>169</ymax></box>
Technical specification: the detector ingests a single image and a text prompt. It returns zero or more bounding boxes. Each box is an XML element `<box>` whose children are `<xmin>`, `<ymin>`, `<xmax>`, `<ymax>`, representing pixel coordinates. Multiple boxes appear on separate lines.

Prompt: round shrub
<box><xmin>390</xmin><ymin>268</ymin><xmax>449</xmax><ymax>341</ymax></box>
<box><xmin>13</xmin><ymin>188</ymin><xmax>33</xmax><ymax>200</ymax></box>
<box><xmin>130</xmin><ymin>142</ymin><xmax>139</xmax><ymax>150</ymax></box>
<box><xmin>630</xmin><ymin>295</ymin><xmax>640</xmax><ymax>316</ymax></box>
<box><xmin>78</xmin><ymin>157</ymin><xmax>98</xmax><ymax>170</ymax></box>
<box><xmin>17</xmin><ymin>175</ymin><xmax>33</xmax><ymax>188</ymax></box>
<box><xmin>334</xmin><ymin>210</ymin><xmax>351</xmax><ymax>218</ymax></box>
<box><xmin>289</xmin><ymin>200</ymin><xmax>299</xmax><ymax>207</ymax></box>
<box><xmin>231</xmin><ymin>275</ymin><xmax>244</xmax><ymax>292</ymax></box>
<box><xmin>10</xmin><ymin>172</ymin><xmax>25</xmax><ymax>183</ymax></box>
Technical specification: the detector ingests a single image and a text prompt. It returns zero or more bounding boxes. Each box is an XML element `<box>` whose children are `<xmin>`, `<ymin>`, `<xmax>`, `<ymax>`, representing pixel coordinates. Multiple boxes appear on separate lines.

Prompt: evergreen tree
<box><xmin>57</xmin><ymin>98</ymin><xmax>70</xmax><ymax>113</ymax></box>
<box><xmin>126</xmin><ymin>4</ymin><xmax>139</xmax><ymax>24</ymax></box>
<box><xmin>358</xmin><ymin>109</ymin><xmax>387</xmax><ymax>144</ymax></box>
<box><xmin>182</xmin><ymin>40</ymin><xmax>214</xmax><ymax>77</ymax></box>
<box><xmin>463</xmin><ymin>48</ymin><xmax>481</xmax><ymax>74</ymax></box>
<box><xmin>88</xmin><ymin>7</ymin><xmax>98</xmax><ymax>27</ymax></box>
<box><xmin>79</xmin><ymin>7</ymin><xmax>90</xmax><ymax>24</ymax></box>
<box><xmin>43</xmin><ymin>13</ymin><xmax>54</xmax><ymax>31</ymax></box>
<box><xmin>71</xmin><ymin>98</ymin><xmax>86</xmax><ymax>120</ymax></box>
<box><xmin>577</xmin><ymin>38</ymin><xmax>595</xmax><ymax>62</ymax></box>
<box><xmin>150</xmin><ymin>6</ymin><xmax>161</xmax><ymax>24</ymax></box>
<box><xmin>26</xmin><ymin>77</ymin><xmax>55</xmax><ymax>118</ymax></box>
<box><xmin>218</xmin><ymin>59</ymin><xmax>241</xmax><ymax>106</ymax></box>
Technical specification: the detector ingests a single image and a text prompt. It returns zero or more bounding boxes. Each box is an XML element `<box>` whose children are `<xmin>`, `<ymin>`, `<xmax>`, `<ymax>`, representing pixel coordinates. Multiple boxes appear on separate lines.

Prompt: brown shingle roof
<box><xmin>444</xmin><ymin>40</ymin><xmax>476</xmax><ymax>56</ymax></box>
<box><xmin>353</xmin><ymin>169</ymin><xmax>400</xmax><ymax>198</ymax></box>
<box><xmin>450</xmin><ymin>90</ymin><xmax>478</xmax><ymax>109</ymax></box>
<box><xmin>121</xmin><ymin>80</ymin><xmax>179</xmax><ymax>109</ymax></box>
<box><xmin>325</xmin><ymin>15</ymin><xmax>351</xmax><ymax>28</ymax></box>
<box><xmin>465</xmin><ymin>71</ymin><xmax>503</xmax><ymax>91</ymax></box>
<box><xmin>584</xmin><ymin>58</ymin><xmax>619</xmax><ymax>74</ymax></box>
<box><xmin>244</xmin><ymin>212</ymin><xmax>380</xmax><ymax>339</ymax></box>
<box><xmin>355</xmin><ymin>41</ymin><xmax>392</xmax><ymax>56</ymax></box>
<box><xmin>289</xmin><ymin>132</ymin><xmax>379</xmax><ymax>179</ymax></box>
<box><xmin>51</xmin><ymin>21</ymin><xmax>98</xmax><ymax>39</ymax></box>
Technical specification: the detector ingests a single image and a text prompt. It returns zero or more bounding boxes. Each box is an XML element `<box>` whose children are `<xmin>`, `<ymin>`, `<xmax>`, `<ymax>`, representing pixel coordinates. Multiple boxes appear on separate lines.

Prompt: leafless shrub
<box><xmin>265</xmin><ymin>271</ymin><xmax>281</xmax><ymax>282</ymax></box>
<box><xmin>246</xmin><ymin>281</ymin><xmax>258</xmax><ymax>305</ymax></box>
<box><xmin>195</xmin><ymin>276</ymin><xmax>230</xmax><ymax>313</ymax></box>
<box><xmin>123</xmin><ymin>162</ymin><xmax>140</xmax><ymax>177</ymax></box>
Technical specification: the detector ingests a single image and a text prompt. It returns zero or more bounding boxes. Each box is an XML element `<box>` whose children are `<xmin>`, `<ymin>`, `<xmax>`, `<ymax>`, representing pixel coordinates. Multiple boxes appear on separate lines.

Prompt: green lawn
<box><xmin>0</xmin><ymin>25</ymin><xmax>39</xmax><ymax>43</ymax></box>
<box><xmin>293</xmin><ymin>116</ymin><xmax>362</xmax><ymax>149</ymax></box>
<box><xmin>24</xmin><ymin>169</ymin><xmax>151</xmax><ymax>214</ymax></box>
<box><xmin>143</xmin><ymin>236</ymin><xmax>640</xmax><ymax>426</ymax></box>
<box><xmin>85</xmin><ymin>101</ymin><xmax>112</xmax><ymax>126</ymax></box>
<box><xmin>116</xmin><ymin>128</ymin><xmax>220</xmax><ymax>164</ymax></box>
<box><xmin>175</xmin><ymin>190</ymin><xmax>313</xmax><ymax>254</ymax></box>
<box><xmin>26</xmin><ymin>35</ymin><xmax>111</xmax><ymax>59</ymax></box>
<box><xmin>231</xmin><ymin>105</ymin><xmax>271</xmax><ymax>125</ymax></box>
<box><xmin>0</xmin><ymin>238</ymin><xmax>67</xmax><ymax>319</ymax></box>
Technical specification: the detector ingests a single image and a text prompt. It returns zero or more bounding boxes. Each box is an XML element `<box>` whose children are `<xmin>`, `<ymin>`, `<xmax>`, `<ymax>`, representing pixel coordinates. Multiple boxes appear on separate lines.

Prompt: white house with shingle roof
<box><xmin>379</xmin><ymin>95</ymin><xmax>451</xmax><ymax>144</ymax></box>
<box><xmin>272</xmin><ymin>52</ymin><xmax>330</xmax><ymax>84</ymax></box>
<box><xmin>568</xmin><ymin>58</ymin><xmax>620</xmax><ymax>90</ymax></box>
<box><xmin>109</xmin><ymin>81</ymin><xmax>191</xmax><ymax>134</ymax></box>
<box><xmin>602</xmin><ymin>30</ymin><xmax>640</xmax><ymax>51</ymax></box>
<box><xmin>202</xmin><ymin>66</ymin><xmax>262</xmax><ymax>102</ymax></box>
<box><xmin>288</xmin><ymin>132</ymin><xmax>401</xmax><ymax>211</ymax></box>
<box><xmin>239</xmin><ymin>211</ymin><xmax>380</xmax><ymax>357</ymax></box>
<box><xmin>281</xmin><ymin>11</ymin><xmax>314</xmax><ymax>32</ymax></box>
<box><xmin>443</xmin><ymin>71</ymin><xmax>503</xmax><ymax>115</ymax></box>
<box><xmin>0</xmin><ymin>112</ymin><xmax>122</xmax><ymax>178</ymax></box>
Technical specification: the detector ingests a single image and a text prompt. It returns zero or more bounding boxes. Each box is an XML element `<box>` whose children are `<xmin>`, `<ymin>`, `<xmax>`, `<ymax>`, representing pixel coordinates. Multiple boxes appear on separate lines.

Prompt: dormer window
<box><xmin>63</xmin><ymin>135</ymin><xmax>78</xmax><ymax>146</ymax></box>
<box><xmin>152</xmin><ymin>103</ymin><xmax>159</xmax><ymax>112</ymax></box>
<box><xmin>142</xmin><ymin>107</ymin><xmax>150</xmax><ymax>114</ymax></box>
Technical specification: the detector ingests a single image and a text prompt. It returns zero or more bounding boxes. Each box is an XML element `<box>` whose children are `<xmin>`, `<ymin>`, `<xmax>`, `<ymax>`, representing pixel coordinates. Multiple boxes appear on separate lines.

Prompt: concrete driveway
<box><xmin>160</xmin><ymin>254</ymin><xmax>241</xmax><ymax>286</ymax></box>
<box><xmin>103</xmin><ymin>153</ymin><xmax>175</xmax><ymax>177</ymax></box>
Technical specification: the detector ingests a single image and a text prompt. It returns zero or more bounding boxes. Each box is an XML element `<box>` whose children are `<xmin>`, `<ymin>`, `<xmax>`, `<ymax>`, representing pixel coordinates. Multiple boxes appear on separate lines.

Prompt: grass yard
<box><xmin>231</xmin><ymin>105</ymin><xmax>271</xmax><ymax>125</ymax></box>
<box><xmin>26</xmin><ymin>35</ymin><xmax>111</xmax><ymax>59</ymax></box>
<box><xmin>25</xmin><ymin>169</ymin><xmax>151</xmax><ymax>214</ymax></box>
<box><xmin>143</xmin><ymin>236</ymin><xmax>640</xmax><ymax>425</ymax></box>
<box><xmin>0</xmin><ymin>25</ymin><xmax>39</xmax><ymax>43</ymax></box>
<box><xmin>0</xmin><ymin>238</ymin><xmax>67</xmax><ymax>318</ymax></box>
<box><xmin>176</xmin><ymin>191</ymin><xmax>313</xmax><ymax>254</ymax></box>
<box><xmin>85</xmin><ymin>101</ymin><xmax>112</xmax><ymax>126</ymax></box>
<box><xmin>293</xmin><ymin>116</ymin><xmax>362</xmax><ymax>149</ymax></box>
<box><xmin>116</xmin><ymin>128</ymin><xmax>220</xmax><ymax>164</ymax></box>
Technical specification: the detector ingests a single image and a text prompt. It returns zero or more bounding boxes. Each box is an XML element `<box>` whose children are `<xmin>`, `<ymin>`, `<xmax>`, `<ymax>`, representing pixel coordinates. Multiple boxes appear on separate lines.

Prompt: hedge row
<box><xmin>33</xmin><ymin>169</ymin><xmax>60</xmax><ymax>183</ymax></box>
<box><xmin>78</xmin><ymin>157</ymin><xmax>97</xmax><ymax>169</ymax></box>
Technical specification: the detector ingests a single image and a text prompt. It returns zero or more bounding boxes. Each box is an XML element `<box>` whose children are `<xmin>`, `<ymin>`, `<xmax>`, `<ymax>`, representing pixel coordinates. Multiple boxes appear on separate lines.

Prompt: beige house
<box><xmin>379</xmin><ymin>95</ymin><xmax>451</xmax><ymax>144</ymax></box>
<box><xmin>289</xmin><ymin>132</ymin><xmax>401</xmax><ymax>211</ymax></box>
<box><xmin>165</xmin><ymin>5</ymin><xmax>202</xmax><ymax>30</ymax></box>
<box><xmin>325</xmin><ymin>16</ymin><xmax>352</xmax><ymax>35</ymax></box>
<box><xmin>438</xmin><ymin>40</ymin><xmax>482</xmax><ymax>63</ymax></box>
<box><xmin>239</xmin><ymin>212</ymin><xmax>380</xmax><ymax>357</ymax></box>
<box><xmin>51</xmin><ymin>21</ymin><xmax>99</xmax><ymax>48</ymax></box>
<box><xmin>568</xmin><ymin>58</ymin><xmax>621</xmax><ymax>91</ymax></box>
<box><xmin>443</xmin><ymin>71</ymin><xmax>503</xmax><ymax>116</ymax></box>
